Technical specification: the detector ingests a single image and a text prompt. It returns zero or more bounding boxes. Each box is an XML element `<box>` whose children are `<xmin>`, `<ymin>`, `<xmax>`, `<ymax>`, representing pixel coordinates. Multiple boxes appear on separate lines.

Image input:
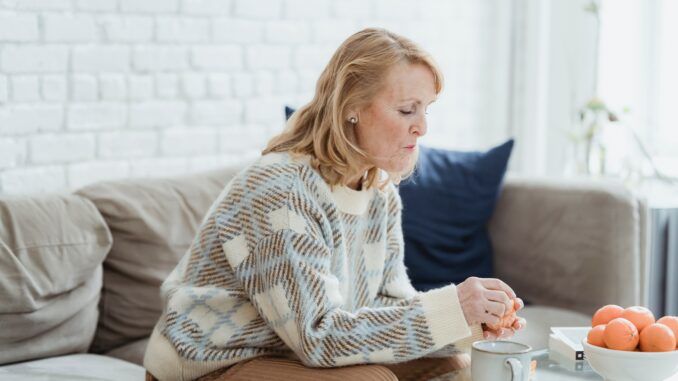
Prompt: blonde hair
<box><xmin>262</xmin><ymin>28</ymin><xmax>443</xmax><ymax>190</ymax></box>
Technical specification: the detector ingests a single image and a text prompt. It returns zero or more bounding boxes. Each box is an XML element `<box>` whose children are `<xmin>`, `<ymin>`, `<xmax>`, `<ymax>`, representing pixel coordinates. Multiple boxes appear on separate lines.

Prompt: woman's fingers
<box><xmin>500</xmin><ymin>328</ymin><xmax>515</xmax><ymax>339</ymax></box>
<box><xmin>485</xmin><ymin>289</ymin><xmax>513</xmax><ymax>313</ymax></box>
<box><xmin>484</xmin><ymin>310</ymin><xmax>501</xmax><ymax>326</ymax></box>
<box><xmin>483</xmin><ymin>299</ymin><xmax>509</xmax><ymax>318</ymax></box>
<box><xmin>512</xmin><ymin>317</ymin><xmax>527</xmax><ymax>330</ymax></box>
<box><xmin>481</xmin><ymin>278</ymin><xmax>516</xmax><ymax>299</ymax></box>
<box><xmin>514</xmin><ymin>297</ymin><xmax>524</xmax><ymax>311</ymax></box>
<box><xmin>457</xmin><ymin>277</ymin><xmax>524</xmax><ymax>327</ymax></box>
<box><xmin>482</xmin><ymin>326</ymin><xmax>515</xmax><ymax>340</ymax></box>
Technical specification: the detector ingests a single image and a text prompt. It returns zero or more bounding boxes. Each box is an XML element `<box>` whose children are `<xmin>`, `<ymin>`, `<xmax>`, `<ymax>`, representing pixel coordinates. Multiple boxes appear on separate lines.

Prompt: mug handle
<box><xmin>504</xmin><ymin>357</ymin><xmax>523</xmax><ymax>381</ymax></box>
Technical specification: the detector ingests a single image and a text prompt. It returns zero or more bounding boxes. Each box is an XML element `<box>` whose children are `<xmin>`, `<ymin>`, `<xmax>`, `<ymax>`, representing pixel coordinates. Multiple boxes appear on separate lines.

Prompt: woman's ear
<box><xmin>345</xmin><ymin>109</ymin><xmax>358</xmax><ymax>124</ymax></box>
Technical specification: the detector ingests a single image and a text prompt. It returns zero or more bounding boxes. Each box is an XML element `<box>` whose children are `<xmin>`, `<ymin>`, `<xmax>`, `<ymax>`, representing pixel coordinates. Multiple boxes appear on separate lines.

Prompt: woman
<box><xmin>144</xmin><ymin>28</ymin><xmax>525</xmax><ymax>381</ymax></box>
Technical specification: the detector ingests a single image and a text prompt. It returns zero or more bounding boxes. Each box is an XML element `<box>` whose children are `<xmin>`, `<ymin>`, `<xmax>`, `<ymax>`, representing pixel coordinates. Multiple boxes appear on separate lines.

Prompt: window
<box><xmin>598</xmin><ymin>0</ymin><xmax>678</xmax><ymax>178</ymax></box>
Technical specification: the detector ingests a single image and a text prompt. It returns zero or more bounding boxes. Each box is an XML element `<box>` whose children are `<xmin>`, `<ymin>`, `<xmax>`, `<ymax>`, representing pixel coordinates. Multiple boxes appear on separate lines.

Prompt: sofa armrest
<box><xmin>488</xmin><ymin>176</ymin><xmax>649</xmax><ymax>316</ymax></box>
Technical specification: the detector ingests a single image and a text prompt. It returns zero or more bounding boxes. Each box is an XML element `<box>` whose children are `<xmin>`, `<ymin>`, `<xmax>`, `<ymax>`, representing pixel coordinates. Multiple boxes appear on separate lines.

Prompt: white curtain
<box><xmin>507</xmin><ymin>0</ymin><xmax>599</xmax><ymax>176</ymax></box>
<box><xmin>509</xmin><ymin>0</ymin><xmax>677</xmax><ymax>178</ymax></box>
<box><xmin>597</xmin><ymin>0</ymin><xmax>678</xmax><ymax>179</ymax></box>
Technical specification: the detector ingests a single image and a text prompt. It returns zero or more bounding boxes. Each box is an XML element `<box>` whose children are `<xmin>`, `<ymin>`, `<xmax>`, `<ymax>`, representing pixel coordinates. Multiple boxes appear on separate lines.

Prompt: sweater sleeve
<box><xmin>371</xmin><ymin>185</ymin><xmax>484</xmax><ymax>353</ymax></box>
<box><xmin>370</xmin><ymin>185</ymin><xmax>418</xmax><ymax>307</ymax></box>
<box><xmin>220</xmin><ymin>182</ymin><xmax>478</xmax><ymax>367</ymax></box>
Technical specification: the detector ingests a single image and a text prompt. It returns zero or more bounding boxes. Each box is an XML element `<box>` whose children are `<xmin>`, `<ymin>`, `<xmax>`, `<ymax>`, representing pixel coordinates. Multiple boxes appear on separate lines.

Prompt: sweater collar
<box><xmin>329</xmin><ymin>183</ymin><xmax>374</xmax><ymax>215</ymax></box>
<box><xmin>286</xmin><ymin>152</ymin><xmax>375</xmax><ymax>215</ymax></box>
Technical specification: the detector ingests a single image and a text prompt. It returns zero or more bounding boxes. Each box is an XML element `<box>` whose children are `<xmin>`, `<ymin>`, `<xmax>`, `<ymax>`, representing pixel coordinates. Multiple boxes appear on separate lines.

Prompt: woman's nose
<box><xmin>411</xmin><ymin>115</ymin><xmax>427</xmax><ymax>137</ymax></box>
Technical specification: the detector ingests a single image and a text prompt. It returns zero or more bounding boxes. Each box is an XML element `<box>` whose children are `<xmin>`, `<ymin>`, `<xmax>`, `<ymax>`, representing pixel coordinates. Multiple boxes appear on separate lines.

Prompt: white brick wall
<box><xmin>67</xmin><ymin>160</ymin><xmax>129</xmax><ymax>188</ymax></box>
<box><xmin>191</xmin><ymin>46</ymin><xmax>243</xmax><ymax>70</ymax></box>
<box><xmin>0</xmin><ymin>0</ymin><xmax>510</xmax><ymax>195</ymax></box>
<box><xmin>29</xmin><ymin>133</ymin><xmax>96</xmax><ymax>164</ymax></box>
<box><xmin>99</xmin><ymin>74</ymin><xmax>127</xmax><ymax>100</ymax></box>
<box><xmin>42</xmin><ymin>76</ymin><xmax>68</xmax><ymax>101</ymax></box>
<box><xmin>133</xmin><ymin>46</ymin><xmax>189</xmax><ymax>71</ymax></box>
<box><xmin>68</xmin><ymin>103</ymin><xmax>126</xmax><ymax>130</ymax></box>
<box><xmin>0</xmin><ymin>137</ymin><xmax>25</xmax><ymax>169</ymax></box>
<box><xmin>1</xmin><ymin>46</ymin><xmax>68</xmax><ymax>73</ymax></box>
<box><xmin>72</xmin><ymin>75</ymin><xmax>98</xmax><ymax>101</ymax></box>
<box><xmin>76</xmin><ymin>0</ymin><xmax>118</xmax><ymax>13</ymax></box>
<box><xmin>182</xmin><ymin>0</ymin><xmax>231</xmax><ymax>16</ymax></box>
<box><xmin>0</xmin><ymin>75</ymin><xmax>8</xmax><ymax>102</ymax></box>
<box><xmin>0</xmin><ymin>12</ymin><xmax>39</xmax><ymax>41</ymax></box>
<box><xmin>2</xmin><ymin>105</ymin><xmax>64</xmax><ymax>134</ymax></box>
<box><xmin>120</xmin><ymin>0</ymin><xmax>179</xmax><ymax>14</ymax></box>
<box><xmin>11</xmin><ymin>76</ymin><xmax>40</xmax><ymax>102</ymax></box>
<box><xmin>43</xmin><ymin>14</ymin><xmax>99</xmax><ymax>42</ymax></box>
<box><xmin>129</xmin><ymin>101</ymin><xmax>186</xmax><ymax>127</ymax></box>
<box><xmin>128</xmin><ymin>75</ymin><xmax>153</xmax><ymax>100</ymax></box>
<box><xmin>102</xmin><ymin>16</ymin><xmax>154</xmax><ymax>42</ymax></box>
<box><xmin>73</xmin><ymin>46</ymin><xmax>130</xmax><ymax>73</ymax></box>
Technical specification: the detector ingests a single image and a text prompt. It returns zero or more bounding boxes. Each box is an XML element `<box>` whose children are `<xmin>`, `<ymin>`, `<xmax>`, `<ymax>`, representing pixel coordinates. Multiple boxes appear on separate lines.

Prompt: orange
<box><xmin>587</xmin><ymin>324</ymin><xmax>606</xmax><ymax>347</ymax></box>
<box><xmin>639</xmin><ymin>323</ymin><xmax>676</xmax><ymax>352</ymax></box>
<box><xmin>657</xmin><ymin>316</ymin><xmax>678</xmax><ymax>349</ymax></box>
<box><xmin>592</xmin><ymin>304</ymin><xmax>624</xmax><ymax>327</ymax></box>
<box><xmin>621</xmin><ymin>306</ymin><xmax>655</xmax><ymax>332</ymax></box>
<box><xmin>604</xmin><ymin>318</ymin><xmax>639</xmax><ymax>351</ymax></box>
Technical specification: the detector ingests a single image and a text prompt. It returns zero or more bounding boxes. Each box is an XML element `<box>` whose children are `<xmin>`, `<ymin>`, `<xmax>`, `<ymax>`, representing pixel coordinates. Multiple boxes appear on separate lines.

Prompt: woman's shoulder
<box><xmin>252</xmin><ymin>151</ymin><xmax>312</xmax><ymax>169</ymax></box>
<box><xmin>209</xmin><ymin>152</ymin><xmax>321</xmax><ymax>218</ymax></box>
<box><xmin>233</xmin><ymin>151</ymin><xmax>318</xmax><ymax>192</ymax></box>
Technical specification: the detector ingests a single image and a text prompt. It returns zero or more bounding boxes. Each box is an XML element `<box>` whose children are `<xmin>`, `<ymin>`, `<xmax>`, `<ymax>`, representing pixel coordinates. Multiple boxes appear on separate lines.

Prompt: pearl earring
<box><xmin>349</xmin><ymin>117</ymin><xmax>357</xmax><ymax>124</ymax></box>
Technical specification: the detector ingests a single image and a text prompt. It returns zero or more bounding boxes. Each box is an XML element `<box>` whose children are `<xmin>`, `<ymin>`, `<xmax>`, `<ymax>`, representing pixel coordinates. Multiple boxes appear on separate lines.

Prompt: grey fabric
<box><xmin>0</xmin><ymin>353</ymin><xmax>144</xmax><ymax>380</ymax></box>
<box><xmin>648</xmin><ymin>207</ymin><xmax>678</xmax><ymax>317</ymax></box>
<box><xmin>105</xmin><ymin>338</ymin><xmax>148</xmax><ymax>366</ymax></box>
<box><xmin>76</xmin><ymin>163</ymin><xmax>249</xmax><ymax>354</ymax></box>
<box><xmin>488</xmin><ymin>176</ymin><xmax>647</xmax><ymax>316</ymax></box>
<box><xmin>0</xmin><ymin>194</ymin><xmax>112</xmax><ymax>365</ymax></box>
<box><xmin>511</xmin><ymin>305</ymin><xmax>590</xmax><ymax>350</ymax></box>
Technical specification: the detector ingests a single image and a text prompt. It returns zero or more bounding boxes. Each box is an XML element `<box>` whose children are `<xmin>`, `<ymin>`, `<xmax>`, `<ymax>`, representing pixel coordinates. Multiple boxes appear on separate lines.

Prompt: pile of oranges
<box><xmin>587</xmin><ymin>305</ymin><xmax>678</xmax><ymax>352</ymax></box>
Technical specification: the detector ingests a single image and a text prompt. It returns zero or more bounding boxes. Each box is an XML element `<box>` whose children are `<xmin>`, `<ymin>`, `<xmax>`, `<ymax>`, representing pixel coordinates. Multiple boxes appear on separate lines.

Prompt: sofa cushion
<box><xmin>0</xmin><ymin>353</ymin><xmax>145</xmax><ymax>380</ymax></box>
<box><xmin>399</xmin><ymin>140</ymin><xmax>514</xmax><ymax>291</ymax></box>
<box><xmin>105</xmin><ymin>338</ymin><xmax>148</xmax><ymax>366</ymax></box>
<box><xmin>76</xmin><ymin>164</ymin><xmax>247</xmax><ymax>353</ymax></box>
<box><xmin>0</xmin><ymin>194</ymin><xmax>112</xmax><ymax>365</ymax></box>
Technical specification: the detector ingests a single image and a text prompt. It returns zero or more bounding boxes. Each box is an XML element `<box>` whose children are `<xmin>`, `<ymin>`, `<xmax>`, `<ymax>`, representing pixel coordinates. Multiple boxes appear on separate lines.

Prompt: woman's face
<box><xmin>355</xmin><ymin>62</ymin><xmax>436</xmax><ymax>175</ymax></box>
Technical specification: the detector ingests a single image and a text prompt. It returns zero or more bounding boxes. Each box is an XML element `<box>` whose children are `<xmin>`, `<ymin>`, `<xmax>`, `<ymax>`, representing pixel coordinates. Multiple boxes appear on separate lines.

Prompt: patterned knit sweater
<box><xmin>144</xmin><ymin>152</ymin><xmax>483</xmax><ymax>381</ymax></box>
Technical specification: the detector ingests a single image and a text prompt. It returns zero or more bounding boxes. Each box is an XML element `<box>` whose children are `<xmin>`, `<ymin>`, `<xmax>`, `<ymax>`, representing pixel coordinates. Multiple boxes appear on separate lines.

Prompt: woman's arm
<box><xmin>218</xmin><ymin>182</ymin><xmax>477</xmax><ymax>367</ymax></box>
<box><xmin>372</xmin><ymin>185</ymin><xmax>524</xmax><ymax>345</ymax></box>
<box><xmin>369</xmin><ymin>185</ymin><xmax>484</xmax><ymax>356</ymax></box>
<box><xmin>234</xmin><ymin>227</ymin><xmax>474</xmax><ymax>367</ymax></box>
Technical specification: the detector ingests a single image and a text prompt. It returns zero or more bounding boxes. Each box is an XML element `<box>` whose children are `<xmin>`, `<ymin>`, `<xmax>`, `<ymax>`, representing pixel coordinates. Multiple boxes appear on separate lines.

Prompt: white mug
<box><xmin>471</xmin><ymin>340</ymin><xmax>533</xmax><ymax>381</ymax></box>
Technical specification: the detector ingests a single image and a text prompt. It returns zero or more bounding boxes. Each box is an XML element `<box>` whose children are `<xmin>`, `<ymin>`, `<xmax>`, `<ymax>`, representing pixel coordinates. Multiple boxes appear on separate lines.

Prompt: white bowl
<box><xmin>582</xmin><ymin>338</ymin><xmax>678</xmax><ymax>381</ymax></box>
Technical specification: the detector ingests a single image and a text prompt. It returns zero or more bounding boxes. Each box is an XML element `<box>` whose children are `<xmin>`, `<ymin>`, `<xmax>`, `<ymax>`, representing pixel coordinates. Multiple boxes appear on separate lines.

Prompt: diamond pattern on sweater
<box><xmin>148</xmin><ymin>152</ymin><xmax>469</xmax><ymax>375</ymax></box>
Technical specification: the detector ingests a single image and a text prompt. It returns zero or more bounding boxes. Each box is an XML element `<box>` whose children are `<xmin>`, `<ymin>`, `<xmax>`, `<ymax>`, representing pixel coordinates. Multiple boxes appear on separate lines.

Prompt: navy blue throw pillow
<box><xmin>285</xmin><ymin>106</ymin><xmax>295</xmax><ymax>120</ymax></box>
<box><xmin>399</xmin><ymin>140</ymin><xmax>514</xmax><ymax>291</ymax></box>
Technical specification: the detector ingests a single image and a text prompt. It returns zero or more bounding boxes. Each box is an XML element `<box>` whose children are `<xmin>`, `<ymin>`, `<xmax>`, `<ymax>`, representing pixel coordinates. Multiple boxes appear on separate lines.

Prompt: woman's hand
<box><xmin>456</xmin><ymin>277</ymin><xmax>517</xmax><ymax>327</ymax></box>
<box><xmin>482</xmin><ymin>316</ymin><xmax>527</xmax><ymax>340</ymax></box>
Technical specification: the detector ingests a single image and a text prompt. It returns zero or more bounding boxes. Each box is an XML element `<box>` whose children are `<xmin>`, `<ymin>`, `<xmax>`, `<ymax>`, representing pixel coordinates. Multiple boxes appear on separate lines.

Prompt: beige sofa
<box><xmin>0</xmin><ymin>163</ymin><xmax>648</xmax><ymax>380</ymax></box>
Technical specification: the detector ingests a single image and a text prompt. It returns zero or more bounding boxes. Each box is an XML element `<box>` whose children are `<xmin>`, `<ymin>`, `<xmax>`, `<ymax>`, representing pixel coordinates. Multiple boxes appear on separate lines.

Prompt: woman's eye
<box><xmin>399</xmin><ymin>110</ymin><xmax>414</xmax><ymax>115</ymax></box>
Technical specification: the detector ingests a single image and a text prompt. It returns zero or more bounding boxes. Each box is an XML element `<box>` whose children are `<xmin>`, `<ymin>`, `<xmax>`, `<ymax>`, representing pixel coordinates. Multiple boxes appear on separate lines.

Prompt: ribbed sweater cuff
<box><xmin>144</xmin><ymin>326</ymin><xmax>237</xmax><ymax>381</ymax></box>
<box><xmin>454</xmin><ymin>324</ymin><xmax>485</xmax><ymax>351</ymax></box>
<box><xmin>418</xmin><ymin>284</ymin><xmax>476</xmax><ymax>349</ymax></box>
